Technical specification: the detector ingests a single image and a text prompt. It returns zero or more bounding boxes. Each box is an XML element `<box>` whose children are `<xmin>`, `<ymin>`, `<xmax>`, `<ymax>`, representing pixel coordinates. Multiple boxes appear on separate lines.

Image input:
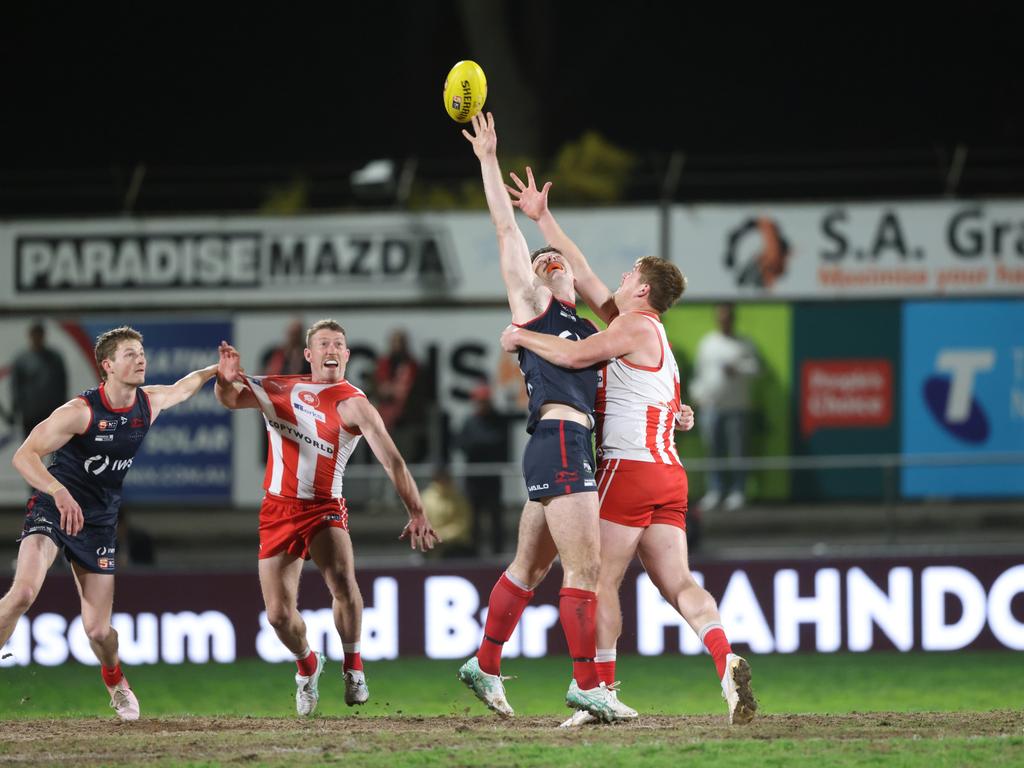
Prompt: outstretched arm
<box><xmin>213</xmin><ymin>341</ymin><xmax>259</xmax><ymax>410</ymax></box>
<box><xmin>12</xmin><ymin>400</ymin><xmax>91</xmax><ymax>536</ymax></box>
<box><xmin>339</xmin><ymin>397</ymin><xmax>440</xmax><ymax>552</ymax></box>
<box><xmin>145</xmin><ymin>364</ymin><xmax>218</xmax><ymax>421</ymax></box>
<box><xmin>463</xmin><ymin>112</ymin><xmax>545</xmax><ymax>323</ymax></box>
<box><xmin>508</xmin><ymin>167</ymin><xmax>618</xmax><ymax>324</ymax></box>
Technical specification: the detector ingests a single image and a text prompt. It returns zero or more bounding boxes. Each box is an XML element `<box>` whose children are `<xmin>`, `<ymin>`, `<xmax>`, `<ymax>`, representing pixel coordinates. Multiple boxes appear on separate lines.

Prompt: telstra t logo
<box><xmin>923</xmin><ymin>349</ymin><xmax>994</xmax><ymax>443</ymax></box>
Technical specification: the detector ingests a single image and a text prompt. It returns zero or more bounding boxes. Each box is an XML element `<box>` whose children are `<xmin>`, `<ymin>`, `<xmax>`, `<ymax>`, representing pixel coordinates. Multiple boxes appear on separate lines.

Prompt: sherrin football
<box><xmin>443</xmin><ymin>60</ymin><xmax>487</xmax><ymax>123</ymax></box>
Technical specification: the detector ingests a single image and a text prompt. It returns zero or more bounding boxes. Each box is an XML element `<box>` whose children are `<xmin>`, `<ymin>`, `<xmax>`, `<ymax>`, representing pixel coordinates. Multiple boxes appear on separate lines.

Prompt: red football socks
<box><xmin>101</xmin><ymin>664</ymin><xmax>124</xmax><ymax>687</ymax></box>
<box><xmin>343</xmin><ymin>643</ymin><xmax>363</xmax><ymax>673</ymax></box>
<box><xmin>595</xmin><ymin>648</ymin><xmax>617</xmax><ymax>687</ymax></box>
<box><xmin>559</xmin><ymin>587</ymin><xmax>599</xmax><ymax>690</ymax></box>
<box><xmin>477</xmin><ymin>573</ymin><xmax>534</xmax><ymax>675</ymax></box>
<box><xmin>702</xmin><ymin>625</ymin><xmax>733</xmax><ymax>679</ymax></box>
<box><xmin>295</xmin><ymin>649</ymin><xmax>318</xmax><ymax>677</ymax></box>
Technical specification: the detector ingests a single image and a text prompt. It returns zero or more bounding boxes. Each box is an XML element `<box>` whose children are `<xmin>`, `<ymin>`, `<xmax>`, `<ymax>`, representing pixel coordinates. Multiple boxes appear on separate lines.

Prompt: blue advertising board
<box><xmin>901</xmin><ymin>300</ymin><xmax>1024</xmax><ymax>497</ymax></box>
<box><xmin>74</xmin><ymin>318</ymin><xmax>231</xmax><ymax>505</ymax></box>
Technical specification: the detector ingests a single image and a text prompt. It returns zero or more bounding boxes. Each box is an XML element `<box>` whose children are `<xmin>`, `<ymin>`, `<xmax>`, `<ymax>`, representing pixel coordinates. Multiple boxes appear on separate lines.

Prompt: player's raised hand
<box><xmin>676</xmin><ymin>403</ymin><xmax>695</xmax><ymax>432</ymax></box>
<box><xmin>500</xmin><ymin>324</ymin><xmax>522</xmax><ymax>353</ymax></box>
<box><xmin>462</xmin><ymin>111</ymin><xmax>497</xmax><ymax>159</ymax></box>
<box><xmin>217</xmin><ymin>341</ymin><xmax>243</xmax><ymax>383</ymax></box>
<box><xmin>53</xmin><ymin>487</ymin><xmax>84</xmax><ymax>537</ymax></box>
<box><xmin>399</xmin><ymin>511</ymin><xmax>441</xmax><ymax>552</ymax></box>
<box><xmin>507</xmin><ymin>166</ymin><xmax>552</xmax><ymax>221</ymax></box>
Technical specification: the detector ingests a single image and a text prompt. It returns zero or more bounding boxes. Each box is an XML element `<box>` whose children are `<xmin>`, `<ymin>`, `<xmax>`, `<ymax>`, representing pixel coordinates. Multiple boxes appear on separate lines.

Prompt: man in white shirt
<box><xmin>689</xmin><ymin>304</ymin><xmax>760</xmax><ymax>512</ymax></box>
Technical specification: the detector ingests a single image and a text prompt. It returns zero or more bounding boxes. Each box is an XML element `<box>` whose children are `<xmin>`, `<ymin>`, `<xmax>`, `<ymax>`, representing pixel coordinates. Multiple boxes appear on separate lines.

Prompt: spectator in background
<box><xmin>422</xmin><ymin>467</ymin><xmax>474</xmax><ymax>559</ymax></box>
<box><xmin>9</xmin><ymin>322</ymin><xmax>67</xmax><ymax>438</ymax></box>
<box><xmin>373</xmin><ymin>330</ymin><xmax>425</xmax><ymax>461</ymax></box>
<box><xmin>455</xmin><ymin>383</ymin><xmax>511</xmax><ymax>555</ymax></box>
<box><xmin>261</xmin><ymin>318</ymin><xmax>311</xmax><ymax>377</ymax></box>
<box><xmin>690</xmin><ymin>304</ymin><xmax>760</xmax><ymax>513</ymax></box>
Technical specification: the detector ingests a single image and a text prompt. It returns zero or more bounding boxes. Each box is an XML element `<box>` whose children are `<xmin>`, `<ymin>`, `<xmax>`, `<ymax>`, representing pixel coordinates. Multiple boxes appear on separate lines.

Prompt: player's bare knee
<box><xmin>84</xmin><ymin>623</ymin><xmax>112</xmax><ymax>645</ymax></box>
<box><xmin>4</xmin><ymin>581</ymin><xmax>40</xmax><ymax>613</ymax></box>
<box><xmin>324</xmin><ymin>571</ymin><xmax>361</xmax><ymax>604</ymax></box>
<box><xmin>563</xmin><ymin>562</ymin><xmax>599</xmax><ymax>592</ymax></box>
<box><xmin>265</xmin><ymin>605</ymin><xmax>296</xmax><ymax>631</ymax></box>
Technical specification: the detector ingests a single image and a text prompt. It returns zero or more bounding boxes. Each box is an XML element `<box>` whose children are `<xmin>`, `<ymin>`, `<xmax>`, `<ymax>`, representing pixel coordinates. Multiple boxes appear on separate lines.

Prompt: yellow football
<box><xmin>443</xmin><ymin>60</ymin><xmax>487</xmax><ymax>123</ymax></box>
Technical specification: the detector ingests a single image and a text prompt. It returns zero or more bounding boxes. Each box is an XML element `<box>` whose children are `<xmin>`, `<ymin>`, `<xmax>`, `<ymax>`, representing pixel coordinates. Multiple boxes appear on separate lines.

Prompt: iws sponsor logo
<box><xmin>97</xmin><ymin>419</ymin><xmax>118</xmax><ymax>432</ymax></box>
<box><xmin>83</xmin><ymin>455</ymin><xmax>134</xmax><ymax>475</ymax></box>
<box><xmin>97</xmin><ymin>557</ymin><xmax>115</xmax><ymax>570</ymax></box>
<box><xmin>14</xmin><ymin>226</ymin><xmax>459</xmax><ymax>292</ymax></box>
<box><xmin>923</xmin><ymin>349</ymin><xmax>994</xmax><ymax>443</ymax></box>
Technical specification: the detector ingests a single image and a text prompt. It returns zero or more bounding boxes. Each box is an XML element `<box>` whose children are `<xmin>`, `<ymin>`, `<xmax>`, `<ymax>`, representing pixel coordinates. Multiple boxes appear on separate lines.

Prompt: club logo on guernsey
<box><xmin>298</xmin><ymin>391</ymin><xmax>321</xmax><ymax>408</ymax></box>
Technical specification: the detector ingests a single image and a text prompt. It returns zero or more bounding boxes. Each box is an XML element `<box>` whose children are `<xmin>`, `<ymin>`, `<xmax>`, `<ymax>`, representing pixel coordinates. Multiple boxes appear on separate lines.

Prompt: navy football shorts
<box><xmin>522</xmin><ymin>420</ymin><xmax>598</xmax><ymax>501</ymax></box>
<box><xmin>19</xmin><ymin>494</ymin><xmax>119</xmax><ymax>574</ymax></box>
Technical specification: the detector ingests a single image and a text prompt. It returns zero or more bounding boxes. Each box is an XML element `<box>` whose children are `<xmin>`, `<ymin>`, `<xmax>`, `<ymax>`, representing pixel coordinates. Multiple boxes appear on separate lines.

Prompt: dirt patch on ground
<box><xmin>1</xmin><ymin>711</ymin><xmax>1021</xmax><ymax>766</ymax></box>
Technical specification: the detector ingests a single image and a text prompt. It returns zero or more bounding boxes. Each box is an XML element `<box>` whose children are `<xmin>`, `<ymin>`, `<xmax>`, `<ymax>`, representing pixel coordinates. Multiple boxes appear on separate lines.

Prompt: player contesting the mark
<box><xmin>457</xmin><ymin>112</ymin><xmax>637</xmax><ymax>724</ymax></box>
<box><xmin>214</xmin><ymin>320</ymin><xmax>439</xmax><ymax>717</ymax></box>
<box><xmin>500</xmin><ymin>169</ymin><xmax>758</xmax><ymax>726</ymax></box>
<box><xmin>0</xmin><ymin>326</ymin><xmax>217</xmax><ymax>721</ymax></box>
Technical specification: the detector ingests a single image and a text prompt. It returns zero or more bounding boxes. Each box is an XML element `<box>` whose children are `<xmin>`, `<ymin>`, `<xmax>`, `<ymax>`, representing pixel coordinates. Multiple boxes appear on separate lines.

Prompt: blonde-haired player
<box><xmin>215</xmin><ymin>319</ymin><xmax>438</xmax><ymax>716</ymax></box>
<box><xmin>501</xmin><ymin>170</ymin><xmax>758</xmax><ymax>726</ymax></box>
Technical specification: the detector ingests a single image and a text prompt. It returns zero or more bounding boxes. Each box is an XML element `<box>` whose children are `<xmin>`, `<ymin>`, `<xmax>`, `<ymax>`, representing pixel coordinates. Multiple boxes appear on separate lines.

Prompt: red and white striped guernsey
<box><xmin>595</xmin><ymin>311</ymin><xmax>683</xmax><ymax>465</ymax></box>
<box><xmin>243</xmin><ymin>374</ymin><xmax>366</xmax><ymax>500</ymax></box>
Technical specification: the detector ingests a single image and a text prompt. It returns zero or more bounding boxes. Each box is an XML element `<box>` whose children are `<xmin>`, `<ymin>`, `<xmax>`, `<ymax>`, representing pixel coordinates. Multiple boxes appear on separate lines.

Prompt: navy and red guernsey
<box><xmin>41</xmin><ymin>383</ymin><xmax>152</xmax><ymax>526</ymax></box>
<box><xmin>516</xmin><ymin>295</ymin><xmax>600</xmax><ymax>434</ymax></box>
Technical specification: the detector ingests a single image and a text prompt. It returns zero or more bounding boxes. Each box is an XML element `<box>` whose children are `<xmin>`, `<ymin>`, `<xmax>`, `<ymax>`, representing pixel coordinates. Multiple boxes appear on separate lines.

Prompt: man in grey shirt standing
<box><xmin>10</xmin><ymin>323</ymin><xmax>67</xmax><ymax>438</ymax></box>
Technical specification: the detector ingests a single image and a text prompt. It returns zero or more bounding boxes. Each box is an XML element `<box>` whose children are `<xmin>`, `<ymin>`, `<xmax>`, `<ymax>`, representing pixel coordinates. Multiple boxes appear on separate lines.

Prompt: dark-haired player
<box><xmin>457</xmin><ymin>112</ymin><xmax>636</xmax><ymax>724</ymax></box>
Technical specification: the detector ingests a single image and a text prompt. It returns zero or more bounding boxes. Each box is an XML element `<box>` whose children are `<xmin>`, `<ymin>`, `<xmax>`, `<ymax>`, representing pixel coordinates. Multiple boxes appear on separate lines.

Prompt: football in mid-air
<box><xmin>443</xmin><ymin>60</ymin><xmax>487</xmax><ymax>123</ymax></box>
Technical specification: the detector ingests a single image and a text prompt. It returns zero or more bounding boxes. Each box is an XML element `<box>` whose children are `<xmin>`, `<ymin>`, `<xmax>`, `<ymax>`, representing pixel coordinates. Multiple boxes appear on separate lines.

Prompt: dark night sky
<box><xmin>2</xmin><ymin>3</ymin><xmax>1022</xmax><ymax>172</ymax></box>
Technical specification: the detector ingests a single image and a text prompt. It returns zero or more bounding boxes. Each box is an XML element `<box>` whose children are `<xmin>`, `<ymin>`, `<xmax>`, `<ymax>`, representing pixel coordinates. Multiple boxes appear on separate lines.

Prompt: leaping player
<box><xmin>214</xmin><ymin>319</ymin><xmax>438</xmax><ymax>716</ymax></box>
<box><xmin>501</xmin><ymin>168</ymin><xmax>758</xmax><ymax>726</ymax></box>
<box><xmin>457</xmin><ymin>112</ymin><xmax>637</xmax><ymax>724</ymax></box>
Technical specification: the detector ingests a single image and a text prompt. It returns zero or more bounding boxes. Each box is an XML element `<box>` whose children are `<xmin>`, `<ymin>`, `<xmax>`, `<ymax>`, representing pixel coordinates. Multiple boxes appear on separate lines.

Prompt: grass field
<box><xmin>2</xmin><ymin>652</ymin><xmax>1022</xmax><ymax>766</ymax></box>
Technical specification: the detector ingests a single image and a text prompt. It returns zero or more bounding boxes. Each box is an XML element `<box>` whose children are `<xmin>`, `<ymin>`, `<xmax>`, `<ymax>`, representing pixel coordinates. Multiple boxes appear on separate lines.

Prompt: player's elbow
<box><xmin>11</xmin><ymin>445</ymin><xmax>31</xmax><ymax>475</ymax></box>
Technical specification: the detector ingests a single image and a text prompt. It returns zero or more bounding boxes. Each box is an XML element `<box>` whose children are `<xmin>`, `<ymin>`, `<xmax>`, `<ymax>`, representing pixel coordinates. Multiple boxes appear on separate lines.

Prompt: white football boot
<box><xmin>295</xmin><ymin>651</ymin><xmax>325</xmax><ymax>716</ymax></box>
<box><xmin>721</xmin><ymin>653</ymin><xmax>757</xmax><ymax>724</ymax></box>
<box><xmin>343</xmin><ymin>669</ymin><xmax>369</xmax><ymax>706</ymax></box>
<box><xmin>106</xmin><ymin>677</ymin><xmax>140</xmax><ymax>721</ymax></box>
<box><xmin>458</xmin><ymin>656</ymin><xmax>515</xmax><ymax>718</ymax></box>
